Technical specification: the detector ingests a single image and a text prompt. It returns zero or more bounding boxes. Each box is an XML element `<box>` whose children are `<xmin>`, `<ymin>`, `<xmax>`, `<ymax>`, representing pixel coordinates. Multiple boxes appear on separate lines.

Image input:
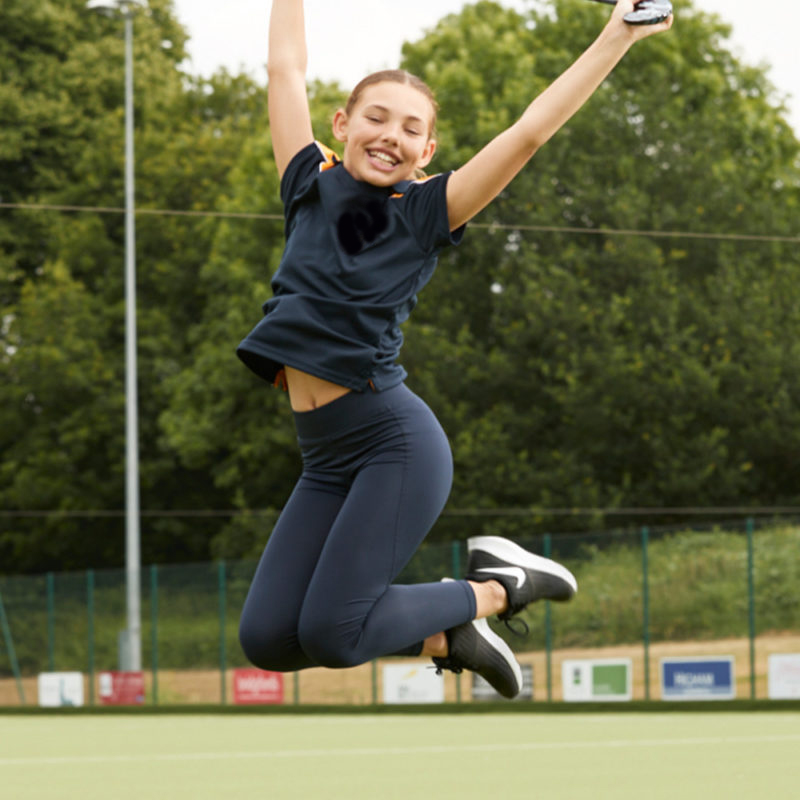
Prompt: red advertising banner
<box><xmin>98</xmin><ymin>671</ymin><xmax>145</xmax><ymax>705</ymax></box>
<box><xmin>233</xmin><ymin>668</ymin><xmax>284</xmax><ymax>705</ymax></box>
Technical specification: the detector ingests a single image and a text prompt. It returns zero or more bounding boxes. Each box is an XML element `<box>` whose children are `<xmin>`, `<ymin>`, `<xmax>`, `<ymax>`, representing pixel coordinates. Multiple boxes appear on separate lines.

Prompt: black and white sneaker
<box><xmin>590</xmin><ymin>0</ymin><xmax>673</xmax><ymax>26</ymax></box>
<box><xmin>467</xmin><ymin>535</ymin><xmax>578</xmax><ymax>621</ymax></box>
<box><xmin>432</xmin><ymin>616</ymin><xmax>523</xmax><ymax>699</ymax></box>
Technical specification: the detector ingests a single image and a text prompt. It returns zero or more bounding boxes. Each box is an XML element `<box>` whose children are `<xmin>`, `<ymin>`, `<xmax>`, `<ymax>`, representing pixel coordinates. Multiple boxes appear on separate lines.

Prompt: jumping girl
<box><xmin>237</xmin><ymin>0</ymin><xmax>672</xmax><ymax>698</ymax></box>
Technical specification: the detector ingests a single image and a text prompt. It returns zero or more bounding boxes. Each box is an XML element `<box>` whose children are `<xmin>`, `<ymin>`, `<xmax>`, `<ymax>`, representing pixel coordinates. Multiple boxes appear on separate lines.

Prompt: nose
<box><xmin>380</xmin><ymin>123</ymin><xmax>401</xmax><ymax>145</ymax></box>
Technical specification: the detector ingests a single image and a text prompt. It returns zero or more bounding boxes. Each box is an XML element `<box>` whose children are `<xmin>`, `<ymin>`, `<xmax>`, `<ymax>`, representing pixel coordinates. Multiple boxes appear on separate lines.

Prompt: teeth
<box><xmin>369</xmin><ymin>151</ymin><xmax>398</xmax><ymax>165</ymax></box>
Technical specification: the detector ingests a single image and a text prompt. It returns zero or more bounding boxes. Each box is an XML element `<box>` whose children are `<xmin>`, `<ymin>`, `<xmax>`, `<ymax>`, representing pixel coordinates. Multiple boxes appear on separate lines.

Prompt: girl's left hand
<box><xmin>608</xmin><ymin>0</ymin><xmax>674</xmax><ymax>40</ymax></box>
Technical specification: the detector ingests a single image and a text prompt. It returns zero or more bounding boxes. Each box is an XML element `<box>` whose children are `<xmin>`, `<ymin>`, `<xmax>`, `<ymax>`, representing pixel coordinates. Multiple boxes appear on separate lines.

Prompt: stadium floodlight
<box><xmin>86</xmin><ymin>1</ymin><xmax>148</xmax><ymax>9</ymax></box>
<box><xmin>87</xmin><ymin>0</ymin><xmax>148</xmax><ymax>674</ymax></box>
<box><xmin>86</xmin><ymin>0</ymin><xmax>148</xmax><ymax>16</ymax></box>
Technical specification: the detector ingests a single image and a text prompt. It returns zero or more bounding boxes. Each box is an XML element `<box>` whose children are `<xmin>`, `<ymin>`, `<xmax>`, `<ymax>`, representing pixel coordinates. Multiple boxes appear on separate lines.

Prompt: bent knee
<box><xmin>297</xmin><ymin>618</ymin><xmax>363</xmax><ymax>669</ymax></box>
<box><xmin>238</xmin><ymin>618</ymin><xmax>298</xmax><ymax>673</ymax></box>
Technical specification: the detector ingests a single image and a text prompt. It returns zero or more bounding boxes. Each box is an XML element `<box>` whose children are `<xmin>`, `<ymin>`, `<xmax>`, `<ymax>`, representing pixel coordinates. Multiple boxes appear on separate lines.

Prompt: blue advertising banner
<box><xmin>660</xmin><ymin>657</ymin><xmax>736</xmax><ymax>700</ymax></box>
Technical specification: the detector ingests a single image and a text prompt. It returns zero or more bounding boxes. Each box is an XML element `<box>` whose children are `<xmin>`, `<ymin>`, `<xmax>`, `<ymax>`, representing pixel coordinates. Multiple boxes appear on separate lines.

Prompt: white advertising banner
<box><xmin>768</xmin><ymin>654</ymin><xmax>800</xmax><ymax>699</ymax></box>
<box><xmin>37</xmin><ymin>672</ymin><xmax>84</xmax><ymax>707</ymax></box>
<box><xmin>562</xmin><ymin>658</ymin><xmax>633</xmax><ymax>702</ymax></box>
<box><xmin>383</xmin><ymin>663</ymin><xmax>444</xmax><ymax>704</ymax></box>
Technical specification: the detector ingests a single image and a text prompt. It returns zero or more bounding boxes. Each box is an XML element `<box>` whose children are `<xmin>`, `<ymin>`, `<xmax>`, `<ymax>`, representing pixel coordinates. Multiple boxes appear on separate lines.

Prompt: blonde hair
<box><xmin>345</xmin><ymin>69</ymin><xmax>439</xmax><ymax>141</ymax></box>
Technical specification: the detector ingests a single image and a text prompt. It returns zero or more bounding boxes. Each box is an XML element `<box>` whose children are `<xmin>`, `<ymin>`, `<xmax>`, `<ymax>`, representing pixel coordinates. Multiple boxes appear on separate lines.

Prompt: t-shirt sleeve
<box><xmin>279</xmin><ymin>141</ymin><xmax>340</xmax><ymax>208</ymax></box>
<box><xmin>395</xmin><ymin>171</ymin><xmax>466</xmax><ymax>254</ymax></box>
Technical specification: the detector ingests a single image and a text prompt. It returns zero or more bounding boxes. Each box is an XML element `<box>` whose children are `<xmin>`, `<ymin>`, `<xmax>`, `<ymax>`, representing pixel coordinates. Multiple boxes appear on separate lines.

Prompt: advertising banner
<box><xmin>660</xmin><ymin>656</ymin><xmax>735</xmax><ymax>700</ymax></box>
<box><xmin>98</xmin><ymin>671</ymin><xmax>145</xmax><ymax>705</ymax></box>
<box><xmin>37</xmin><ymin>672</ymin><xmax>84</xmax><ymax>707</ymax></box>
<box><xmin>383</xmin><ymin>663</ymin><xmax>444</xmax><ymax>704</ymax></box>
<box><xmin>768</xmin><ymin>654</ymin><xmax>800</xmax><ymax>699</ymax></box>
<box><xmin>233</xmin><ymin>668</ymin><xmax>284</xmax><ymax>705</ymax></box>
<box><xmin>562</xmin><ymin>658</ymin><xmax>632</xmax><ymax>702</ymax></box>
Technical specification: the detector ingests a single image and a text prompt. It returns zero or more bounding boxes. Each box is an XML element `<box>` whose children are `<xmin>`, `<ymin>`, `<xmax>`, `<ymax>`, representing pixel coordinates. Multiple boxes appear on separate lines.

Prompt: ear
<box><xmin>416</xmin><ymin>138</ymin><xmax>437</xmax><ymax>170</ymax></box>
<box><xmin>332</xmin><ymin>108</ymin><xmax>349</xmax><ymax>143</ymax></box>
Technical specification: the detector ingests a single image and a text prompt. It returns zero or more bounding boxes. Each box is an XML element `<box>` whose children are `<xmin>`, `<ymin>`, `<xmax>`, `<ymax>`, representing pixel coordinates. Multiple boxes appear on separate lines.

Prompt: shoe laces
<box><xmin>431</xmin><ymin>656</ymin><xmax>463</xmax><ymax>676</ymax></box>
<box><xmin>502</xmin><ymin>616</ymin><xmax>529</xmax><ymax>637</ymax></box>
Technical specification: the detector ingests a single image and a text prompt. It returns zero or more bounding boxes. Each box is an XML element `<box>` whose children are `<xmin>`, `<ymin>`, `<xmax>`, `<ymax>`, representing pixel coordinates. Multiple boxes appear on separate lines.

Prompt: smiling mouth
<box><xmin>367</xmin><ymin>150</ymin><xmax>400</xmax><ymax>168</ymax></box>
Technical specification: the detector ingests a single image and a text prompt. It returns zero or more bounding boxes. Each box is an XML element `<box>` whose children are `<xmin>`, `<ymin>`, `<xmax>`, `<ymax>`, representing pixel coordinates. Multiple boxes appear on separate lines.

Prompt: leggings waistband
<box><xmin>292</xmin><ymin>383</ymin><xmax>407</xmax><ymax>441</ymax></box>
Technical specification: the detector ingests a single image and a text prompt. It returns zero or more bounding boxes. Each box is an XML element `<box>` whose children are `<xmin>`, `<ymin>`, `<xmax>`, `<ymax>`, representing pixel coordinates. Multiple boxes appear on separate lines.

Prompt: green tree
<box><xmin>3</xmin><ymin>0</ymin><xmax>800</xmax><ymax>572</ymax></box>
<box><xmin>401</xmin><ymin>0</ymin><xmax>800</xmax><ymax>533</ymax></box>
<box><xmin>1</xmin><ymin>0</ymin><xmax>264</xmax><ymax>570</ymax></box>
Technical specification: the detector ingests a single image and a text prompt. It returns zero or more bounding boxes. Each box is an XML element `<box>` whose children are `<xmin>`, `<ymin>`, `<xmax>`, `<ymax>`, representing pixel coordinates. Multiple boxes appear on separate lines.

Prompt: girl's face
<box><xmin>332</xmin><ymin>81</ymin><xmax>437</xmax><ymax>186</ymax></box>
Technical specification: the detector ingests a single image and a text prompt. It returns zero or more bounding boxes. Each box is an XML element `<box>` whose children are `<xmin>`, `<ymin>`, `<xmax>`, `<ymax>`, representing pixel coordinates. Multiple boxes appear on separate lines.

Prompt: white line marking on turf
<box><xmin>2</xmin><ymin>734</ymin><xmax>800</xmax><ymax>767</ymax></box>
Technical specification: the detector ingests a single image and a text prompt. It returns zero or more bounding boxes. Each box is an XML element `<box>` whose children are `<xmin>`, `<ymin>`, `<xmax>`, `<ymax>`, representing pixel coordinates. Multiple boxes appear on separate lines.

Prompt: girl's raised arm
<box><xmin>268</xmin><ymin>0</ymin><xmax>315</xmax><ymax>178</ymax></box>
<box><xmin>445</xmin><ymin>1</ymin><xmax>672</xmax><ymax>231</ymax></box>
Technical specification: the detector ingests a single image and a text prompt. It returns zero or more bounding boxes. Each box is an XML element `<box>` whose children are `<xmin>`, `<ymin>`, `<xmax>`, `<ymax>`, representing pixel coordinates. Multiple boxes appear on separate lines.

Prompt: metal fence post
<box><xmin>150</xmin><ymin>564</ymin><xmax>158</xmax><ymax>705</ymax></box>
<box><xmin>452</xmin><ymin>540</ymin><xmax>462</xmax><ymax>702</ymax></box>
<box><xmin>451</xmin><ymin>540</ymin><xmax>461</xmax><ymax>580</ymax></box>
<box><xmin>46</xmin><ymin>572</ymin><xmax>55</xmax><ymax>672</ymax></box>
<box><xmin>218</xmin><ymin>560</ymin><xmax>227</xmax><ymax>705</ymax></box>
<box><xmin>87</xmin><ymin>569</ymin><xmax>95</xmax><ymax>706</ymax></box>
<box><xmin>543</xmin><ymin>533</ymin><xmax>553</xmax><ymax>702</ymax></box>
<box><xmin>0</xmin><ymin>588</ymin><xmax>25</xmax><ymax>704</ymax></box>
<box><xmin>746</xmin><ymin>517</ymin><xmax>756</xmax><ymax>699</ymax></box>
<box><xmin>641</xmin><ymin>526</ymin><xmax>651</xmax><ymax>701</ymax></box>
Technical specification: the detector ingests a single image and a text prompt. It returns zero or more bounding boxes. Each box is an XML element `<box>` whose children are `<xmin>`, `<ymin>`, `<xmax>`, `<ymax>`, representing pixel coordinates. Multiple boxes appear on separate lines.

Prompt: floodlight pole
<box><xmin>87</xmin><ymin>0</ymin><xmax>145</xmax><ymax>672</ymax></box>
<box><xmin>122</xmin><ymin>3</ymin><xmax>141</xmax><ymax>675</ymax></box>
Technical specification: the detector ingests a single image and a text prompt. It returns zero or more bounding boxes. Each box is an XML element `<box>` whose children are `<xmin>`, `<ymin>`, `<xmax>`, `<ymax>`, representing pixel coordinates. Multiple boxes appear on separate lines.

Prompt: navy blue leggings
<box><xmin>238</xmin><ymin>383</ymin><xmax>476</xmax><ymax>671</ymax></box>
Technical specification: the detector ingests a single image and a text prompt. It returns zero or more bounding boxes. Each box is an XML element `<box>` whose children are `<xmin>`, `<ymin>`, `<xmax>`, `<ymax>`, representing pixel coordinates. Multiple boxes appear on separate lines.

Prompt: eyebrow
<box><xmin>363</xmin><ymin>104</ymin><xmax>426</xmax><ymax>125</ymax></box>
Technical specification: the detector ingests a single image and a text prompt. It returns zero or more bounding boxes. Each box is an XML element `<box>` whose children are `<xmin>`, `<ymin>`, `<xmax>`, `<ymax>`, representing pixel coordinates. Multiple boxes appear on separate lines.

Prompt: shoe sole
<box><xmin>440</xmin><ymin>577</ymin><xmax>523</xmax><ymax>698</ymax></box>
<box><xmin>467</xmin><ymin>535</ymin><xmax>578</xmax><ymax>596</ymax></box>
<box><xmin>470</xmin><ymin>616</ymin><xmax>523</xmax><ymax>698</ymax></box>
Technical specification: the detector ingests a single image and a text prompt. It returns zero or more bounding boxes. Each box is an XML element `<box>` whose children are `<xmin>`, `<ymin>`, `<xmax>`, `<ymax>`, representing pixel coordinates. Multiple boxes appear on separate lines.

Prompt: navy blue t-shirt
<box><xmin>236</xmin><ymin>141</ymin><xmax>465</xmax><ymax>391</ymax></box>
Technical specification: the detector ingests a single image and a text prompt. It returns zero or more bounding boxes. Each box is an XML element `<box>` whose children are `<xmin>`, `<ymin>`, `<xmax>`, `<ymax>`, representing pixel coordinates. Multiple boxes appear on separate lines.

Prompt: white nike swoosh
<box><xmin>477</xmin><ymin>566</ymin><xmax>527</xmax><ymax>589</ymax></box>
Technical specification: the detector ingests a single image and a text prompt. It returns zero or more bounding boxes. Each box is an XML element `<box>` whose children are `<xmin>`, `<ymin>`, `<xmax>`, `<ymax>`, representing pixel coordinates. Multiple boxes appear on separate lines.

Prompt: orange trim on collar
<box><xmin>315</xmin><ymin>141</ymin><xmax>341</xmax><ymax>172</ymax></box>
<box><xmin>391</xmin><ymin>173</ymin><xmax>439</xmax><ymax>198</ymax></box>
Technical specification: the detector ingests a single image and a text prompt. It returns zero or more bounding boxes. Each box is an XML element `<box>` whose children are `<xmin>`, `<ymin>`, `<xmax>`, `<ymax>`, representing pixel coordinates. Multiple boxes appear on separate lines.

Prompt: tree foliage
<box><xmin>401</xmin><ymin>0</ymin><xmax>800</xmax><ymax>531</ymax></box>
<box><xmin>2</xmin><ymin>0</ymin><xmax>799</xmax><ymax>572</ymax></box>
<box><xmin>1</xmin><ymin>0</ymin><xmax>264</xmax><ymax>569</ymax></box>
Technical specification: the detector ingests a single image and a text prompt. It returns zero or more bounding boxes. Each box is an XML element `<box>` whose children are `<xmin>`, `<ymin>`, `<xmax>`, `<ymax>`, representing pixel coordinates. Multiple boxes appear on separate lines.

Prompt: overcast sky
<box><xmin>170</xmin><ymin>0</ymin><xmax>799</xmax><ymax>133</ymax></box>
